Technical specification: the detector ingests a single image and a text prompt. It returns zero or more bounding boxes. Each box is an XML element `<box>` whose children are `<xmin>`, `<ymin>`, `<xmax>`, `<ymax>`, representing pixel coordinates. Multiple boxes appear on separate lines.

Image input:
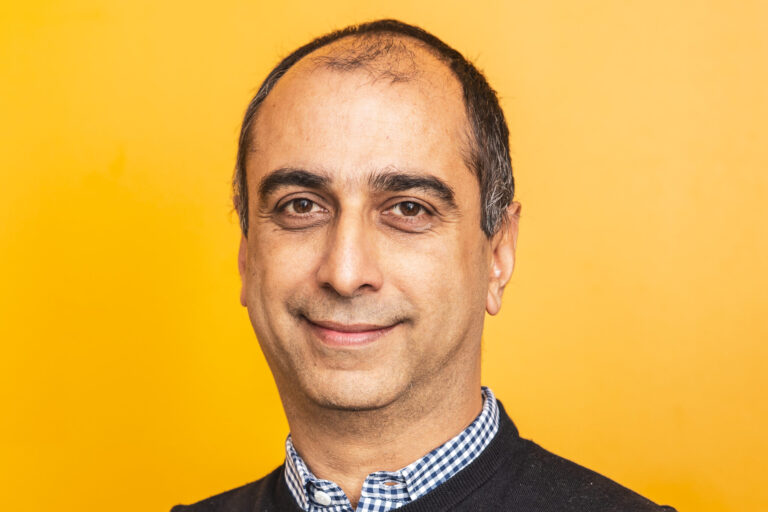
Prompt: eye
<box><xmin>272</xmin><ymin>196</ymin><xmax>330</xmax><ymax>229</ymax></box>
<box><xmin>381</xmin><ymin>199</ymin><xmax>435</xmax><ymax>233</ymax></box>
<box><xmin>281</xmin><ymin>198</ymin><xmax>323</xmax><ymax>215</ymax></box>
<box><xmin>391</xmin><ymin>201</ymin><xmax>425</xmax><ymax>217</ymax></box>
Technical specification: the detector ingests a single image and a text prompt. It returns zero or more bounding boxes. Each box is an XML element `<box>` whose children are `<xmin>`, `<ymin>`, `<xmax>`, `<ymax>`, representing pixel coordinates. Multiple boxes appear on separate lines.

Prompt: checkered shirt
<box><xmin>284</xmin><ymin>386</ymin><xmax>500</xmax><ymax>512</ymax></box>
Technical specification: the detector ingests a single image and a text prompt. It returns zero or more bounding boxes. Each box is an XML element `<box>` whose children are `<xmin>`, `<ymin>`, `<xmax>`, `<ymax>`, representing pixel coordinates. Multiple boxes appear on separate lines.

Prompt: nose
<box><xmin>315</xmin><ymin>212</ymin><xmax>383</xmax><ymax>297</ymax></box>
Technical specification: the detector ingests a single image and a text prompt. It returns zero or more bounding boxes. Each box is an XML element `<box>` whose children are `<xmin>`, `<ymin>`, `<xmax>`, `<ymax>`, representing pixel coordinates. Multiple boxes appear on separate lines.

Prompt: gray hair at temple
<box><xmin>232</xmin><ymin>19</ymin><xmax>515</xmax><ymax>238</ymax></box>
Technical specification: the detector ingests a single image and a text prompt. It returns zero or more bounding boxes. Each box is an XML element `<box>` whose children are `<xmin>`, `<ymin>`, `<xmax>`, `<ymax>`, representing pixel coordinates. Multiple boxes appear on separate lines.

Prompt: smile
<box><xmin>303</xmin><ymin>317</ymin><xmax>399</xmax><ymax>347</ymax></box>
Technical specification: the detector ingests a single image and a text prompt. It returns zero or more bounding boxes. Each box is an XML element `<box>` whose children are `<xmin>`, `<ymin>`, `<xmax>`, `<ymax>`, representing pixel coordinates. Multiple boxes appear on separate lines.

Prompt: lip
<box><xmin>303</xmin><ymin>317</ymin><xmax>398</xmax><ymax>347</ymax></box>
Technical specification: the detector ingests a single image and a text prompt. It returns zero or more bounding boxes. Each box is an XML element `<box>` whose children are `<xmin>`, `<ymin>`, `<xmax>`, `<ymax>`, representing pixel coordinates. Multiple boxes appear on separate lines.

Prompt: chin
<box><xmin>303</xmin><ymin>371</ymin><xmax>408</xmax><ymax>412</ymax></box>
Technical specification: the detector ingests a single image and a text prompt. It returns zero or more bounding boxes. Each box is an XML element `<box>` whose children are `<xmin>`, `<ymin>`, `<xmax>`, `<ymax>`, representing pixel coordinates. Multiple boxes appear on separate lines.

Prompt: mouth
<box><xmin>302</xmin><ymin>317</ymin><xmax>399</xmax><ymax>347</ymax></box>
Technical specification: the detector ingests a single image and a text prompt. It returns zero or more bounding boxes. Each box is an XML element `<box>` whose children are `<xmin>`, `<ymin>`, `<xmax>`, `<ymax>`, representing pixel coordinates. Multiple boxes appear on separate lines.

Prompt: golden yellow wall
<box><xmin>2</xmin><ymin>1</ymin><xmax>766</xmax><ymax>511</ymax></box>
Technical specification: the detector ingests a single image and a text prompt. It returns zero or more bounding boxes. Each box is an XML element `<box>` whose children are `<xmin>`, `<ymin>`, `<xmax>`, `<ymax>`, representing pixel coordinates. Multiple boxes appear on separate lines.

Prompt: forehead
<box><xmin>248</xmin><ymin>37</ymin><xmax>473</xmax><ymax>187</ymax></box>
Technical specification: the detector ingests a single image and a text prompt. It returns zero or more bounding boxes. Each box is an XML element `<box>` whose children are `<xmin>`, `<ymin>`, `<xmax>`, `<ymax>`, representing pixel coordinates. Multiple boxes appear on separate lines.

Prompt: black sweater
<box><xmin>171</xmin><ymin>402</ymin><xmax>676</xmax><ymax>511</ymax></box>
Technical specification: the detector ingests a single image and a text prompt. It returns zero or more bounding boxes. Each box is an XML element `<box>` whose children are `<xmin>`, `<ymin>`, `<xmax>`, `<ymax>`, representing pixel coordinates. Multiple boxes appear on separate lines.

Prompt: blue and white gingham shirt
<box><xmin>284</xmin><ymin>386</ymin><xmax>500</xmax><ymax>512</ymax></box>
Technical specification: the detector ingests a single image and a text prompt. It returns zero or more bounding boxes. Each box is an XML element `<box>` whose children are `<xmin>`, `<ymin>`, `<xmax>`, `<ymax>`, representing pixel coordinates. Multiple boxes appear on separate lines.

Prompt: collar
<box><xmin>283</xmin><ymin>386</ymin><xmax>500</xmax><ymax>512</ymax></box>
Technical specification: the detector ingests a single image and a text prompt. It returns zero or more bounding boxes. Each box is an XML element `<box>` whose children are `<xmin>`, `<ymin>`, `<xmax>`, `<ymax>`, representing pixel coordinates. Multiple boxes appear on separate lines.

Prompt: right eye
<box><xmin>281</xmin><ymin>198</ymin><xmax>322</xmax><ymax>215</ymax></box>
<box><xmin>273</xmin><ymin>196</ymin><xmax>330</xmax><ymax>230</ymax></box>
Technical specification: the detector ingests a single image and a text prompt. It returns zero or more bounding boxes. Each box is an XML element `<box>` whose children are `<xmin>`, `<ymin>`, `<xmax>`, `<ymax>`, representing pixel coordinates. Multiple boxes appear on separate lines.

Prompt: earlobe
<box><xmin>486</xmin><ymin>292</ymin><xmax>501</xmax><ymax>316</ymax></box>
<box><xmin>485</xmin><ymin>260</ymin><xmax>507</xmax><ymax>316</ymax></box>
<box><xmin>238</xmin><ymin>234</ymin><xmax>248</xmax><ymax>307</ymax></box>
<box><xmin>485</xmin><ymin>202</ymin><xmax>521</xmax><ymax>316</ymax></box>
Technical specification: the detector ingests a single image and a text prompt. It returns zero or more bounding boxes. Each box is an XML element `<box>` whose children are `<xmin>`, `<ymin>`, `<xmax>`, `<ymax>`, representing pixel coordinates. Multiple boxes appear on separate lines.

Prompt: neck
<box><xmin>283</xmin><ymin>373</ymin><xmax>482</xmax><ymax>507</ymax></box>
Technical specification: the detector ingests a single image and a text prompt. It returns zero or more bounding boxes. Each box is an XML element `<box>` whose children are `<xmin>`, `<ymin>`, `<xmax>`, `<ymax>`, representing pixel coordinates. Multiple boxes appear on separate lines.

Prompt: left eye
<box><xmin>391</xmin><ymin>201</ymin><xmax>424</xmax><ymax>217</ymax></box>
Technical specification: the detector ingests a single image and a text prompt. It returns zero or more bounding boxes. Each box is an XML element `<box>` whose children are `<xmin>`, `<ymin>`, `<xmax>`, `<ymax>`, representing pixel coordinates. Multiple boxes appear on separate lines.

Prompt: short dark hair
<box><xmin>233</xmin><ymin>19</ymin><xmax>514</xmax><ymax>237</ymax></box>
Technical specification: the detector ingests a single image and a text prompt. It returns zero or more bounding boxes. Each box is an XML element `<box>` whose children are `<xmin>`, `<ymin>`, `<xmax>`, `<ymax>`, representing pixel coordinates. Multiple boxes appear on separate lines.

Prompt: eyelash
<box><xmin>275</xmin><ymin>197</ymin><xmax>434</xmax><ymax>229</ymax></box>
<box><xmin>279</xmin><ymin>199</ymin><xmax>430</xmax><ymax>215</ymax></box>
<box><xmin>390</xmin><ymin>201</ymin><xmax>425</xmax><ymax>217</ymax></box>
<box><xmin>279</xmin><ymin>198</ymin><xmax>326</xmax><ymax>216</ymax></box>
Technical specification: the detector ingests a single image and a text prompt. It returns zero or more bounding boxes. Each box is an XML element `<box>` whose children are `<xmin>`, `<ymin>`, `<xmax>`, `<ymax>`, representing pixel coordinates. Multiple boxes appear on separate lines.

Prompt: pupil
<box><xmin>402</xmin><ymin>202</ymin><xmax>419</xmax><ymax>216</ymax></box>
<box><xmin>295</xmin><ymin>199</ymin><xmax>311</xmax><ymax>213</ymax></box>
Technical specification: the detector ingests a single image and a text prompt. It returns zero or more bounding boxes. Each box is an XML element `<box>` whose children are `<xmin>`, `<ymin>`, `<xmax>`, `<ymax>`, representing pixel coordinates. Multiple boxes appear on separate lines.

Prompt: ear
<box><xmin>238</xmin><ymin>234</ymin><xmax>248</xmax><ymax>307</ymax></box>
<box><xmin>486</xmin><ymin>201</ymin><xmax>521</xmax><ymax>315</ymax></box>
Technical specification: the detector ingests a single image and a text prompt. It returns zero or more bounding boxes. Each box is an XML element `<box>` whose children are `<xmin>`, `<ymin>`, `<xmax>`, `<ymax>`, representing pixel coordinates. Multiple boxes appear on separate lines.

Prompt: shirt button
<box><xmin>314</xmin><ymin>490</ymin><xmax>332</xmax><ymax>506</ymax></box>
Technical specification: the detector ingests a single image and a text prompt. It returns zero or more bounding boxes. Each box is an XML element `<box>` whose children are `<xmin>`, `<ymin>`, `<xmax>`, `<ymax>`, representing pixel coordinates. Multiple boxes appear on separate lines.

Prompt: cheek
<box><xmin>247</xmin><ymin>231</ymin><xmax>323</xmax><ymax>306</ymax></box>
<box><xmin>388</xmin><ymin>234</ymin><xmax>488</xmax><ymax>322</ymax></box>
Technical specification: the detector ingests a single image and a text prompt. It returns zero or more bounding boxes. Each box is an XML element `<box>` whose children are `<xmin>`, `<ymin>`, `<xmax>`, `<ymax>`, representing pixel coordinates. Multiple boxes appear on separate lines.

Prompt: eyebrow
<box><xmin>368</xmin><ymin>168</ymin><xmax>457</xmax><ymax>209</ymax></box>
<box><xmin>256</xmin><ymin>166</ymin><xmax>458</xmax><ymax>210</ymax></box>
<box><xmin>257</xmin><ymin>168</ymin><xmax>331</xmax><ymax>201</ymax></box>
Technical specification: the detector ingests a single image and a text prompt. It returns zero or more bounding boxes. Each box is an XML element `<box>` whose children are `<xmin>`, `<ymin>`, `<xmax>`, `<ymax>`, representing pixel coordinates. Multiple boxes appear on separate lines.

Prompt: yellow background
<box><xmin>2</xmin><ymin>1</ymin><xmax>766</xmax><ymax>511</ymax></box>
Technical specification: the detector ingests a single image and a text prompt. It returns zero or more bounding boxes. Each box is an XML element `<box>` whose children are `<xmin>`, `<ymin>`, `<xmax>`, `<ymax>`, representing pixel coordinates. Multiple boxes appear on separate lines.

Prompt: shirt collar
<box><xmin>284</xmin><ymin>386</ymin><xmax>500</xmax><ymax>511</ymax></box>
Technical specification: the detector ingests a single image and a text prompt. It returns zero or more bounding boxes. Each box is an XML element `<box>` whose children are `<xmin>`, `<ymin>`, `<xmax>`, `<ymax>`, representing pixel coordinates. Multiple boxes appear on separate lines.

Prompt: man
<box><xmin>173</xmin><ymin>19</ymin><xmax>675</xmax><ymax>512</ymax></box>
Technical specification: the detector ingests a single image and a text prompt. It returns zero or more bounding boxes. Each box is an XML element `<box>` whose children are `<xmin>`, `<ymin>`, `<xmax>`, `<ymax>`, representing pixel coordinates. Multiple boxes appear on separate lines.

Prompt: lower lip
<box><xmin>306</xmin><ymin>321</ymin><xmax>397</xmax><ymax>347</ymax></box>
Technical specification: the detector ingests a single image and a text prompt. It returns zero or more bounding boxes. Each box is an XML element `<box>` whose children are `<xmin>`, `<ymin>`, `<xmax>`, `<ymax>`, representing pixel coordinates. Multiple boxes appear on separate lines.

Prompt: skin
<box><xmin>238</xmin><ymin>40</ymin><xmax>520</xmax><ymax>507</ymax></box>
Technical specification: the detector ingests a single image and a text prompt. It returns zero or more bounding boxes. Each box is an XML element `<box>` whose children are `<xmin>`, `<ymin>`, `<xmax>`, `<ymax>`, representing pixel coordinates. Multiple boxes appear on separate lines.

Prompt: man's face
<box><xmin>239</xmin><ymin>50</ymin><xmax>509</xmax><ymax>411</ymax></box>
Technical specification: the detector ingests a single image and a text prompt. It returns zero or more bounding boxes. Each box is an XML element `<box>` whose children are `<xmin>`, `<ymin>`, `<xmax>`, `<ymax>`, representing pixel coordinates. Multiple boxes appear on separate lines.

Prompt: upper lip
<box><xmin>305</xmin><ymin>318</ymin><xmax>396</xmax><ymax>332</ymax></box>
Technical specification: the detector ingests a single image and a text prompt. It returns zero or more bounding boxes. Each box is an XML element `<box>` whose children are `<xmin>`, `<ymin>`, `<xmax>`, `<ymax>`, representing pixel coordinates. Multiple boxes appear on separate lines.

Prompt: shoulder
<box><xmin>169</xmin><ymin>466</ymin><xmax>288</xmax><ymax>512</ymax></box>
<box><xmin>504</xmin><ymin>437</ymin><xmax>676</xmax><ymax>511</ymax></box>
<box><xmin>488</xmin><ymin>402</ymin><xmax>676</xmax><ymax>511</ymax></box>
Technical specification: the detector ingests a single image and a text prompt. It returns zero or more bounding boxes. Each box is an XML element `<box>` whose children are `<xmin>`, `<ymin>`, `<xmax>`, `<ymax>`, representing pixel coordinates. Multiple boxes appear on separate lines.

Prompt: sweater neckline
<box><xmin>272</xmin><ymin>400</ymin><xmax>522</xmax><ymax>512</ymax></box>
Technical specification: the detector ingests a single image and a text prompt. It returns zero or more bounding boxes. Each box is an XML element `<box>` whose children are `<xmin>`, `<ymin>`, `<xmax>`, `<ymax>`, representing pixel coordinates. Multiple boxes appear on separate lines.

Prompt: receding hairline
<box><xmin>246</xmin><ymin>32</ymin><xmax>472</xmax><ymax>158</ymax></box>
<box><xmin>263</xmin><ymin>32</ymin><xmax>465</xmax><ymax>111</ymax></box>
<box><xmin>306</xmin><ymin>31</ymin><xmax>454</xmax><ymax>79</ymax></box>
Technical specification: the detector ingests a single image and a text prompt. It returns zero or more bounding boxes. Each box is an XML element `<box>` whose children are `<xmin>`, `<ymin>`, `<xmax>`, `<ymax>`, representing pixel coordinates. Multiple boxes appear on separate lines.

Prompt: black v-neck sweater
<box><xmin>171</xmin><ymin>402</ymin><xmax>676</xmax><ymax>511</ymax></box>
